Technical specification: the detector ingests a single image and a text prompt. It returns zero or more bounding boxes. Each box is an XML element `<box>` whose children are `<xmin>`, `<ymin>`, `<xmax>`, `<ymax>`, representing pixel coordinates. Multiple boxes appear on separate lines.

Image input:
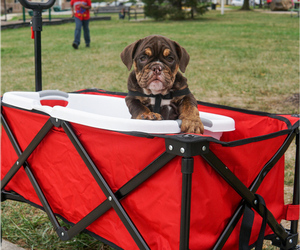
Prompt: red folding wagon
<box><xmin>1</xmin><ymin>0</ymin><xmax>299</xmax><ymax>248</ymax></box>
<box><xmin>1</xmin><ymin>88</ymin><xmax>299</xmax><ymax>250</ymax></box>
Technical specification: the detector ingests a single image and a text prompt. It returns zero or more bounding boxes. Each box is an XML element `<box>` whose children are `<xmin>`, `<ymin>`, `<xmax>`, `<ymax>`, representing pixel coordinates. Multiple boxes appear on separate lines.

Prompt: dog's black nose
<box><xmin>151</xmin><ymin>64</ymin><xmax>162</xmax><ymax>75</ymax></box>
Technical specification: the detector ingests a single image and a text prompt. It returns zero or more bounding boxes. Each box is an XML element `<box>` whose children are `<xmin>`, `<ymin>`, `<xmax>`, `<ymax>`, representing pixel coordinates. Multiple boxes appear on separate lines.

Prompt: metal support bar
<box><xmin>1</xmin><ymin>113</ymin><xmax>23</xmax><ymax>158</ymax></box>
<box><xmin>180</xmin><ymin>157</ymin><xmax>194</xmax><ymax>250</ymax></box>
<box><xmin>2</xmin><ymin>190</ymin><xmax>28</xmax><ymax>203</ymax></box>
<box><xmin>32</xmin><ymin>9</ymin><xmax>43</xmax><ymax>91</ymax></box>
<box><xmin>213</xmin><ymin>130</ymin><xmax>297</xmax><ymax>249</ymax></box>
<box><xmin>213</xmin><ymin>205</ymin><xmax>244</xmax><ymax>250</ymax></box>
<box><xmin>267</xmin><ymin>231</ymin><xmax>299</xmax><ymax>250</ymax></box>
<box><xmin>1</xmin><ymin>115</ymin><xmax>63</xmax><ymax>235</ymax></box>
<box><xmin>61</xmin><ymin>121</ymin><xmax>150</xmax><ymax>250</ymax></box>
<box><xmin>291</xmin><ymin>131</ymin><xmax>299</xmax><ymax>235</ymax></box>
<box><xmin>1</xmin><ymin>117</ymin><xmax>53</xmax><ymax>190</ymax></box>
<box><xmin>202</xmin><ymin>151</ymin><xmax>289</xmax><ymax>244</ymax></box>
<box><xmin>66</xmin><ymin>151</ymin><xmax>176</xmax><ymax>240</ymax></box>
<box><xmin>23</xmin><ymin>163</ymin><xmax>62</xmax><ymax>233</ymax></box>
<box><xmin>34</xmin><ymin>30</ymin><xmax>42</xmax><ymax>91</ymax></box>
<box><xmin>250</xmin><ymin>131</ymin><xmax>297</xmax><ymax>193</ymax></box>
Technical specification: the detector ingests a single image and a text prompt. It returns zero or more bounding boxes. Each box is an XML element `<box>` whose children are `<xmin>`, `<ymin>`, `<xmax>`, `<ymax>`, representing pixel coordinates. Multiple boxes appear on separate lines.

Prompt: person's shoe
<box><xmin>86</xmin><ymin>44</ymin><xmax>90</xmax><ymax>48</ymax></box>
<box><xmin>72</xmin><ymin>43</ymin><xmax>78</xmax><ymax>49</ymax></box>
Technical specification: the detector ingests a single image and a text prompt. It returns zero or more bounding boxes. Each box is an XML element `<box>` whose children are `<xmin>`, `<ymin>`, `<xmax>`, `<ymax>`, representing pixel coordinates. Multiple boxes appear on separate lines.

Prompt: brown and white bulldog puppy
<box><xmin>120</xmin><ymin>35</ymin><xmax>204</xmax><ymax>134</ymax></box>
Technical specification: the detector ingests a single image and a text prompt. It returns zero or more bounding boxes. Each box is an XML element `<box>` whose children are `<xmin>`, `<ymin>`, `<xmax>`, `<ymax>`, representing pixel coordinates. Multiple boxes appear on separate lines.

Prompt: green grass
<box><xmin>2</xmin><ymin>10</ymin><xmax>299</xmax><ymax>113</ymax></box>
<box><xmin>1</xmin><ymin>201</ymin><xmax>113</xmax><ymax>249</ymax></box>
<box><xmin>1</xmin><ymin>9</ymin><xmax>299</xmax><ymax>249</ymax></box>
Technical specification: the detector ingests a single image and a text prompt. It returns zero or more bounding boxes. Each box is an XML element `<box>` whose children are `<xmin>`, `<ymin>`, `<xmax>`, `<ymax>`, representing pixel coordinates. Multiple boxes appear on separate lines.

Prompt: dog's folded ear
<box><xmin>120</xmin><ymin>39</ymin><xmax>142</xmax><ymax>71</ymax></box>
<box><xmin>174</xmin><ymin>41</ymin><xmax>190</xmax><ymax>73</ymax></box>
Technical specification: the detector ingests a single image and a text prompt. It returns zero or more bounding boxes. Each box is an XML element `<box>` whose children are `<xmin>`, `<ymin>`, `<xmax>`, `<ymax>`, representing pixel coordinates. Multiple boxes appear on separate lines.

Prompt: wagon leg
<box><xmin>180</xmin><ymin>157</ymin><xmax>194</xmax><ymax>250</ymax></box>
<box><xmin>291</xmin><ymin>132</ymin><xmax>299</xmax><ymax>235</ymax></box>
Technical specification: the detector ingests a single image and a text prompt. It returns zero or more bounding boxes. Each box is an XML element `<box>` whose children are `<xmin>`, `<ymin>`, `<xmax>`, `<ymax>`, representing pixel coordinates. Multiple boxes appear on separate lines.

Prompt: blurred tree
<box><xmin>143</xmin><ymin>0</ymin><xmax>210</xmax><ymax>20</ymax></box>
<box><xmin>143</xmin><ymin>0</ymin><xmax>168</xmax><ymax>20</ymax></box>
<box><xmin>241</xmin><ymin>0</ymin><xmax>251</xmax><ymax>10</ymax></box>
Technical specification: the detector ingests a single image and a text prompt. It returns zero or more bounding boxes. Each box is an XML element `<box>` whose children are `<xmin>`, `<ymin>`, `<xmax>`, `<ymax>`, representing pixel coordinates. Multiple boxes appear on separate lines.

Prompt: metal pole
<box><xmin>291</xmin><ymin>132</ymin><xmax>299</xmax><ymax>234</ymax></box>
<box><xmin>18</xmin><ymin>0</ymin><xmax>56</xmax><ymax>93</ymax></box>
<box><xmin>221</xmin><ymin>0</ymin><xmax>225</xmax><ymax>15</ymax></box>
<box><xmin>23</xmin><ymin>6</ymin><xmax>26</xmax><ymax>22</ymax></box>
<box><xmin>180</xmin><ymin>157</ymin><xmax>194</xmax><ymax>250</ymax></box>
<box><xmin>32</xmin><ymin>9</ymin><xmax>43</xmax><ymax>91</ymax></box>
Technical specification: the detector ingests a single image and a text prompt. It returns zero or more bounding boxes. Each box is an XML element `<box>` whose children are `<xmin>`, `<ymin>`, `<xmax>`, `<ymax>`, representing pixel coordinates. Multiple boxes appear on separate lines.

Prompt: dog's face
<box><xmin>121</xmin><ymin>35</ymin><xmax>190</xmax><ymax>95</ymax></box>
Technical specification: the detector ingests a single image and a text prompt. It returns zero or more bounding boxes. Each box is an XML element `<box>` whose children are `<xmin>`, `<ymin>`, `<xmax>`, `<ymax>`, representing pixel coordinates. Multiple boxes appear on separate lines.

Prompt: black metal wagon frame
<box><xmin>1</xmin><ymin>98</ymin><xmax>299</xmax><ymax>249</ymax></box>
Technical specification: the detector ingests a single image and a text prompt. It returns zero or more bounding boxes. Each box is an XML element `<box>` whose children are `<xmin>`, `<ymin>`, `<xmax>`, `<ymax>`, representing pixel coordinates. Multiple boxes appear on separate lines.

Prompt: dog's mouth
<box><xmin>146</xmin><ymin>70</ymin><xmax>171</xmax><ymax>95</ymax></box>
<box><xmin>148</xmin><ymin>79</ymin><xmax>165</xmax><ymax>95</ymax></box>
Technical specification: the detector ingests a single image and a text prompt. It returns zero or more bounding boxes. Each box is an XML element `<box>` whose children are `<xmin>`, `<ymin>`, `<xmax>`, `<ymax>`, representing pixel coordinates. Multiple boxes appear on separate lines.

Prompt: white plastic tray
<box><xmin>2</xmin><ymin>90</ymin><xmax>235</xmax><ymax>139</ymax></box>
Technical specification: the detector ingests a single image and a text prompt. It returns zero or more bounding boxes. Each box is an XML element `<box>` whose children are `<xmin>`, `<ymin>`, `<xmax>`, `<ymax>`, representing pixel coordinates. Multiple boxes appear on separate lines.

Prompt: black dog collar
<box><xmin>127</xmin><ymin>88</ymin><xmax>191</xmax><ymax>113</ymax></box>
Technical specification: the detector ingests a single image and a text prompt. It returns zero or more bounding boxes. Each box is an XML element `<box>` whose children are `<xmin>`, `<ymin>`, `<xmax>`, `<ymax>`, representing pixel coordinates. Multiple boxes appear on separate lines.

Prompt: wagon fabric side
<box><xmin>1</xmin><ymin>89</ymin><xmax>299</xmax><ymax>250</ymax></box>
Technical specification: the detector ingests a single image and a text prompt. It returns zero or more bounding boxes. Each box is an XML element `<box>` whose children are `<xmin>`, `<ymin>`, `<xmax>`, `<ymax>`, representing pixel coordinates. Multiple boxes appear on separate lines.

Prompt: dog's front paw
<box><xmin>137</xmin><ymin>112</ymin><xmax>163</xmax><ymax>120</ymax></box>
<box><xmin>181</xmin><ymin>117</ymin><xmax>204</xmax><ymax>134</ymax></box>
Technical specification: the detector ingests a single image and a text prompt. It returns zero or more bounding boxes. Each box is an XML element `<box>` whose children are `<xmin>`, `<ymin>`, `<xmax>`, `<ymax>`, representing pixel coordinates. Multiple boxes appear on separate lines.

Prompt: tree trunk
<box><xmin>190</xmin><ymin>8</ymin><xmax>194</xmax><ymax>18</ymax></box>
<box><xmin>240</xmin><ymin>0</ymin><xmax>251</xmax><ymax>10</ymax></box>
<box><xmin>178</xmin><ymin>0</ymin><xmax>182</xmax><ymax>11</ymax></box>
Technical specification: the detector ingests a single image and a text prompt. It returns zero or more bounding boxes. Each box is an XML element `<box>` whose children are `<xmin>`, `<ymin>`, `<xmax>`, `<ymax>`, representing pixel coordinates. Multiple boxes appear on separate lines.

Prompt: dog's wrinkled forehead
<box><xmin>135</xmin><ymin>36</ymin><xmax>175</xmax><ymax>59</ymax></box>
<box><xmin>120</xmin><ymin>35</ymin><xmax>190</xmax><ymax>73</ymax></box>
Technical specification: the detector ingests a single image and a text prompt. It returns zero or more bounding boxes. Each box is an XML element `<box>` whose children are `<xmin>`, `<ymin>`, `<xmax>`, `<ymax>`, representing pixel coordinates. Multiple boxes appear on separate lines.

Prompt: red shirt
<box><xmin>71</xmin><ymin>0</ymin><xmax>91</xmax><ymax>20</ymax></box>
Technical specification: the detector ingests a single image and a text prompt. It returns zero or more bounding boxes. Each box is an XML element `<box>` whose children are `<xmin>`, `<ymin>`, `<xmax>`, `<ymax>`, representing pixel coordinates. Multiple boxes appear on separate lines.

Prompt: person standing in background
<box><xmin>71</xmin><ymin>0</ymin><xmax>91</xmax><ymax>49</ymax></box>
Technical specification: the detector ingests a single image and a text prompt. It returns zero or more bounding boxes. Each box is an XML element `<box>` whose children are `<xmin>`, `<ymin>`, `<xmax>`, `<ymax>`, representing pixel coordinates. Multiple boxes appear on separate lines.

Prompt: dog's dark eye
<box><xmin>139</xmin><ymin>55</ymin><xmax>148</xmax><ymax>63</ymax></box>
<box><xmin>166</xmin><ymin>56</ymin><xmax>174</xmax><ymax>62</ymax></box>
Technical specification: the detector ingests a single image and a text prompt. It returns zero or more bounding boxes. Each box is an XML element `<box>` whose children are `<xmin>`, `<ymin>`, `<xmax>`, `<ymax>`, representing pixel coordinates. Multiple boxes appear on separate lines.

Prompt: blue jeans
<box><xmin>74</xmin><ymin>17</ymin><xmax>90</xmax><ymax>46</ymax></box>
